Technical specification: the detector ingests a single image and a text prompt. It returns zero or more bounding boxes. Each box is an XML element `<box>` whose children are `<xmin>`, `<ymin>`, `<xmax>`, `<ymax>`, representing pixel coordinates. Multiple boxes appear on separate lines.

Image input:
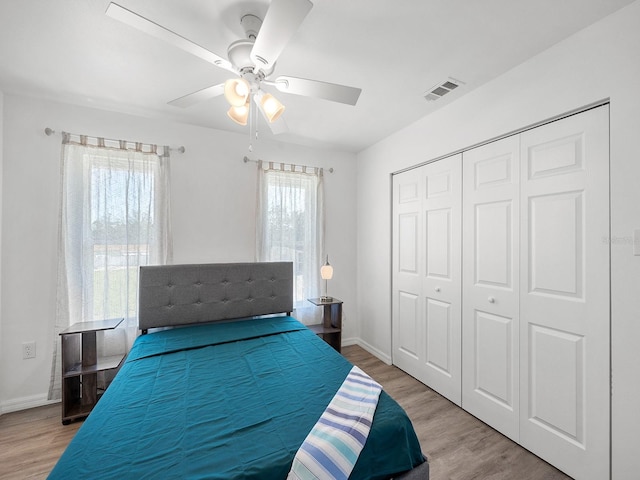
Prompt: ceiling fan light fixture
<box><xmin>227</xmin><ymin>102</ymin><xmax>250</xmax><ymax>126</ymax></box>
<box><xmin>224</xmin><ymin>78</ymin><xmax>250</xmax><ymax>107</ymax></box>
<box><xmin>259</xmin><ymin>93</ymin><xmax>285</xmax><ymax>123</ymax></box>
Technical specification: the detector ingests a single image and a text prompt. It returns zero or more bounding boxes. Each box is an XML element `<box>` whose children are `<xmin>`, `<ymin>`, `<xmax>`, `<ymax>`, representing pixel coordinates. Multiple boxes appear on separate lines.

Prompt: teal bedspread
<box><xmin>49</xmin><ymin>317</ymin><xmax>424</xmax><ymax>479</ymax></box>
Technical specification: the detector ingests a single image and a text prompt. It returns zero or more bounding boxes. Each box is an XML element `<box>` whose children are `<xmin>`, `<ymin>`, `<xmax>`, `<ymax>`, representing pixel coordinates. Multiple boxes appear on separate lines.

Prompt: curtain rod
<box><xmin>243</xmin><ymin>156</ymin><xmax>334</xmax><ymax>173</ymax></box>
<box><xmin>44</xmin><ymin>128</ymin><xmax>185</xmax><ymax>154</ymax></box>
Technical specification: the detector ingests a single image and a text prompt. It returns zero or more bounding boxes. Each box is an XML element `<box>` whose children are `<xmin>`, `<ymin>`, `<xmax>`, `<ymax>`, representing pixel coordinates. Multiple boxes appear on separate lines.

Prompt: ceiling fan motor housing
<box><xmin>227</xmin><ymin>39</ymin><xmax>275</xmax><ymax>79</ymax></box>
<box><xmin>227</xmin><ymin>39</ymin><xmax>256</xmax><ymax>71</ymax></box>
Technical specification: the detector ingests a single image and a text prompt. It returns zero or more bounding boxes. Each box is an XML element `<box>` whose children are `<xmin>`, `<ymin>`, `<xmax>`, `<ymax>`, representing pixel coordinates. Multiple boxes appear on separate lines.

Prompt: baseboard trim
<box><xmin>341</xmin><ymin>336</ymin><xmax>358</xmax><ymax>347</ymax></box>
<box><xmin>354</xmin><ymin>338</ymin><xmax>392</xmax><ymax>365</ymax></box>
<box><xmin>0</xmin><ymin>394</ymin><xmax>59</xmax><ymax>415</ymax></box>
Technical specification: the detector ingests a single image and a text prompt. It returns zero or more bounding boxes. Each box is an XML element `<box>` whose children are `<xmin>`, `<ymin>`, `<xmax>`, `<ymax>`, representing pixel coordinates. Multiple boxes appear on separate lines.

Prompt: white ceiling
<box><xmin>0</xmin><ymin>0</ymin><xmax>633</xmax><ymax>153</ymax></box>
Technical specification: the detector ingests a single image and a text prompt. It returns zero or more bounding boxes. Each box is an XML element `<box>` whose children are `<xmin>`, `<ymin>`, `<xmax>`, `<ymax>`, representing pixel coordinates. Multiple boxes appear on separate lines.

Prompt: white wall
<box><xmin>0</xmin><ymin>90</ymin><xmax>4</xmax><ymax>409</ymax></box>
<box><xmin>356</xmin><ymin>1</ymin><xmax>640</xmax><ymax>477</ymax></box>
<box><xmin>0</xmin><ymin>94</ymin><xmax>357</xmax><ymax>412</ymax></box>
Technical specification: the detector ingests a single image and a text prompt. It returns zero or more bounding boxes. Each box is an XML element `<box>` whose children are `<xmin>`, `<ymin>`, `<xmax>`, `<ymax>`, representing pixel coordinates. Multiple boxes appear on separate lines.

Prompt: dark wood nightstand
<box><xmin>307</xmin><ymin>297</ymin><xmax>343</xmax><ymax>353</ymax></box>
<box><xmin>59</xmin><ymin>318</ymin><xmax>125</xmax><ymax>424</ymax></box>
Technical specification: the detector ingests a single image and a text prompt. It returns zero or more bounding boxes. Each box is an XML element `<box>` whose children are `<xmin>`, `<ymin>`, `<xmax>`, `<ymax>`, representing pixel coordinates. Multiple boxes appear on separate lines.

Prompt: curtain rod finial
<box><xmin>44</xmin><ymin>127</ymin><xmax>55</xmax><ymax>136</ymax></box>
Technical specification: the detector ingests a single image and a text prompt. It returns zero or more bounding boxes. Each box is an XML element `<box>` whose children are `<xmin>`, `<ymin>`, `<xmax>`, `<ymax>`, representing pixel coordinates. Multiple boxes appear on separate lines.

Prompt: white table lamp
<box><xmin>320</xmin><ymin>255</ymin><xmax>334</xmax><ymax>302</ymax></box>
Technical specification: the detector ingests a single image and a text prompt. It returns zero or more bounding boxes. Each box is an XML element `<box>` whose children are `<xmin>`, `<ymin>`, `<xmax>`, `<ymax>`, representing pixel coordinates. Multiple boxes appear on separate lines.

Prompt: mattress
<box><xmin>49</xmin><ymin>316</ymin><xmax>424</xmax><ymax>479</ymax></box>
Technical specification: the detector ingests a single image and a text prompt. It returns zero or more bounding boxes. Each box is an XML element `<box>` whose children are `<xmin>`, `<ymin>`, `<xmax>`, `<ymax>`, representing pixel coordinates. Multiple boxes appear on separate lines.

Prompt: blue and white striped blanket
<box><xmin>288</xmin><ymin>366</ymin><xmax>383</xmax><ymax>480</ymax></box>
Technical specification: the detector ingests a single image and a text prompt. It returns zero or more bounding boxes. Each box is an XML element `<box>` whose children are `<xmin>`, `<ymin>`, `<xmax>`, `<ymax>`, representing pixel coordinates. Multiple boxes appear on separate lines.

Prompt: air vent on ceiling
<box><xmin>423</xmin><ymin>78</ymin><xmax>464</xmax><ymax>102</ymax></box>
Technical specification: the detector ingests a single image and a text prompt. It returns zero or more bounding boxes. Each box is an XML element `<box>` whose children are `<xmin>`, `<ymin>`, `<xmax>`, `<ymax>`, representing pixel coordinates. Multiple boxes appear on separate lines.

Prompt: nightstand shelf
<box><xmin>307</xmin><ymin>324</ymin><xmax>341</xmax><ymax>335</ymax></box>
<box><xmin>62</xmin><ymin>355</ymin><xmax>125</xmax><ymax>377</ymax></box>
<box><xmin>60</xmin><ymin>318</ymin><xmax>124</xmax><ymax>425</ymax></box>
<box><xmin>307</xmin><ymin>297</ymin><xmax>343</xmax><ymax>353</ymax></box>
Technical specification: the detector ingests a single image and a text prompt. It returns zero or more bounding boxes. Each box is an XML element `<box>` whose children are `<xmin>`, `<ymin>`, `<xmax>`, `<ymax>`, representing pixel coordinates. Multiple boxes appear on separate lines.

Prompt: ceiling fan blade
<box><xmin>168</xmin><ymin>83</ymin><xmax>225</xmax><ymax>108</ymax></box>
<box><xmin>106</xmin><ymin>2</ymin><xmax>236</xmax><ymax>74</ymax></box>
<box><xmin>250</xmin><ymin>0</ymin><xmax>313</xmax><ymax>74</ymax></box>
<box><xmin>267</xmin><ymin>115</ymin><xmax>289</xmax><ymax>135</ymax></box>
<box><xmin>274</xmin><ymin>76</ymin><xmax>362</xmax><ymax>106</ymax></box>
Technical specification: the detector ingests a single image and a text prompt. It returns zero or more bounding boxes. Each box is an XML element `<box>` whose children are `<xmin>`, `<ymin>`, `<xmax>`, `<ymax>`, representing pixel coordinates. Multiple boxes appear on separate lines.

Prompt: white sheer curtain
<box><xmin>49</xmin><ymin>134</ymin><xmax>172</xmax><ymax>400</ymax></box>
<box><xmin>256</xmin><ymin>161</ymin><xmax>324</xmax><ymax>324</ymax></box>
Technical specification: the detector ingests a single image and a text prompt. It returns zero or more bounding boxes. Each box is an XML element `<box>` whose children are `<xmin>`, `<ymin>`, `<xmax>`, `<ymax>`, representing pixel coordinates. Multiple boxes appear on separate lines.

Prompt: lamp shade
<box><xmin>227</xmin><ymin>103</ymin><xmax>249</xmax><ymax>126</ymax></box>
<box><xmin>224</xmin><ymin>78</ymin><xmax>250</xmax><ymax>107</ymax></box>
<box><xmin>320</xmin><ymin>257</ymin><xmax>333</xmax><ymax>280</ymax></box>
<box><xmin>259</xmin><ymin>93</ymin><xmax>285</xmax><ymax>123</ymax></box>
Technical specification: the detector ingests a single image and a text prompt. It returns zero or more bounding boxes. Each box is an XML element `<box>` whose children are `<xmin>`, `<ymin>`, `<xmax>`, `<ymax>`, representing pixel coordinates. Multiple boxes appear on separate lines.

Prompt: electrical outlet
<box><xmin>22</xmin><ymin>341</ymin><xmax>36</xmax><ymax>359</ymax></box>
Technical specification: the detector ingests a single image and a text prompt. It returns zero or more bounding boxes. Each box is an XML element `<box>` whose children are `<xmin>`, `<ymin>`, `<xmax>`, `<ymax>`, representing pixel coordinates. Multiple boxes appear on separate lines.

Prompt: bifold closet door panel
<box><xmin>392</xmin><ymin>166</ymin><xmax>425</xmax><ymax>382</ymax></box>
<box><xmin>519</xmin><ymin>106</ymin><xmax>610</xmax><ymax>480</ymax></box>
<box><xmin>462</xmin><ymin>135</ymin><xmax>521</xmax><ymax>441</ymax></box>
<box><xmin>392</xmin><ymin>154</ymin><xmax>462</xmax><ymax>406</ymax></box>
<box><xmin>419</xmin><ymin>154</ymin><xmax>462</xmax><ymax>405</ymax></box>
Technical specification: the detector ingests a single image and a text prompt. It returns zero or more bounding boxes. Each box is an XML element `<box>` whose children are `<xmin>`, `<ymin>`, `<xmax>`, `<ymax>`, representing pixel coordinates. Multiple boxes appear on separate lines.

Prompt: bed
<box><xmin>49</xmin><ymin>262</ymin><xmax>428</xmax><ymax>479</ymax></box>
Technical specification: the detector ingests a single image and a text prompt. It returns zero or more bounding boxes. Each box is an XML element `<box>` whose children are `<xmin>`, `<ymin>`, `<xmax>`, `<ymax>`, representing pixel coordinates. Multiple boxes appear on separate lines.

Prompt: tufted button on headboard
<box><xmin>138</xmin><ymin>262</ymin><xmax>293</xmax><ymax>331</ymax></box>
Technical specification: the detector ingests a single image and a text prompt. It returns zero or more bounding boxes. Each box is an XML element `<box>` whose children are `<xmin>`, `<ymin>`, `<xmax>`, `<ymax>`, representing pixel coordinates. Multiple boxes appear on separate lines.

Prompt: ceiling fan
<box><xmin>105</xmin><ymin>0</ymin><xmax>362</xmax><ymax>134</ymax></box>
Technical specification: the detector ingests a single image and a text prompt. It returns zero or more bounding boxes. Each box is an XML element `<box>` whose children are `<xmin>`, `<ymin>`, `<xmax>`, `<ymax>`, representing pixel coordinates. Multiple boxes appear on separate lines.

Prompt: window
<box><xmin>256</xmin><ymin>162</ymin><xmax>324</xmax><ymax>309</ymax></box>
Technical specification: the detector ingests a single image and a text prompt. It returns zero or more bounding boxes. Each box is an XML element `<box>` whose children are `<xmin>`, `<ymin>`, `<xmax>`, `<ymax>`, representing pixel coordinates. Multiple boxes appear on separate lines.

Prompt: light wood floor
<box><xmin>0</xmin><ymin>402</ymin><xmax>81</xmax><ymax>479</ymax></box>
<box><xmin>0</xmin><ymin>345</ymin><xmax>571</xmax><ymax>480</ymax></box>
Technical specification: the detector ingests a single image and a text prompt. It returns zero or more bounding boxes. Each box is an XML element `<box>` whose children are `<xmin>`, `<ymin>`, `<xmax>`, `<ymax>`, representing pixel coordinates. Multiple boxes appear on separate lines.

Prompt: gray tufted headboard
<box><xmin>138</xmin><ymin>262</ymin><xmax>293</xmax><ymax>332</ymax></box>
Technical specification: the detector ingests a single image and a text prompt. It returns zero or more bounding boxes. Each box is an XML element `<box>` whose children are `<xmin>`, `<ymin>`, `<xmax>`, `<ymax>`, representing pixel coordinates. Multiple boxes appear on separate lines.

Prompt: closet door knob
<box><xmin>435</xmin><ymin>287</ymin><xmax>441</xmax><ymax>292</ymax></box>
<box><xmin>488</xmin><ymin>296</ymin><xmax>495</xmax><ymax>304</ymax></box>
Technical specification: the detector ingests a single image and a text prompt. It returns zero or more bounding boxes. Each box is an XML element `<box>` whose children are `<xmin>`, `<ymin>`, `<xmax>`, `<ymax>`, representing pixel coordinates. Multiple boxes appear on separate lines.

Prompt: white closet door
<box><xmin>392</xmin><ymin>166</ymin><xmax>424</xmax><ymax>380</ymax></box>
<box><xmin>519</xmin><ymin>106</ymin><xmax>610</xmax><ymax>480</ymax></box>
<box><xmin>393</xmin><ymin>155</ymin><xmax>462</xmax><ymax>405</ymax></box>
<box><xmin>462</xmin><ymin>135</ymin><xmax>521</xmax><ymax>441</ymax></box>
<box><xmin>420</xmin><ymin>154</ymin><xmax>462</xmax><ymax>405</ymax></box>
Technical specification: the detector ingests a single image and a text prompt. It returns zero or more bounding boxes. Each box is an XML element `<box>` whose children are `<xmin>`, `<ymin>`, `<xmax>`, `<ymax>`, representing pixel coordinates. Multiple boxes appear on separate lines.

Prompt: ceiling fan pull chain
<box><xmin>248</xmin><ymin>101</ymin><xmax>252</xmax><ymax>152</ymax></box>
<box><xmin>248</xmin><ymin>99</ymin><xmax>255</xmax><ymax>152</ymax></box>
<box><xmin>255</xmin><ymin>100</ymin><xmax>260</xmax><ymax>142</ymax></box>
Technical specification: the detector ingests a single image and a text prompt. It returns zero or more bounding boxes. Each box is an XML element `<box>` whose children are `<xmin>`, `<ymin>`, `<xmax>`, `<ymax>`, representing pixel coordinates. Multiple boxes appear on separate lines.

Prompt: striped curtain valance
<box><xmin>62</xmin><ymin>131</ymin><xmax>170</xmax><ymax>157</ymax></box>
